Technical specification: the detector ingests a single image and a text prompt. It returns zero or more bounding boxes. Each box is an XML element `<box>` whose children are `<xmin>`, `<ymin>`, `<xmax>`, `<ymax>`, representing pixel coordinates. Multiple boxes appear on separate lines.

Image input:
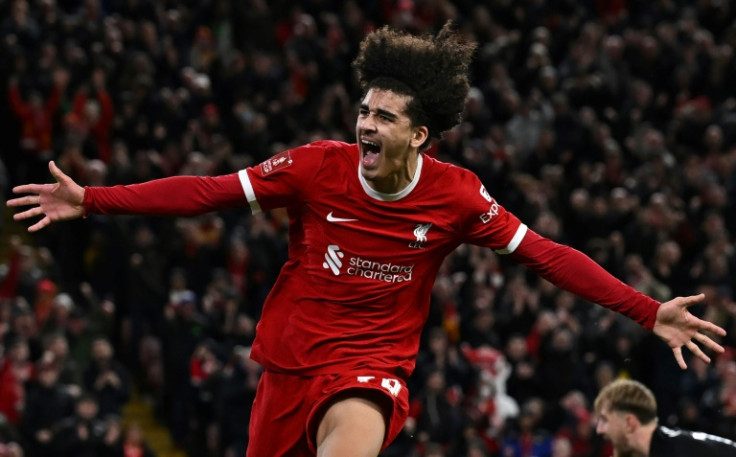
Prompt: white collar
<box><xmin>358</xmin><ymin>153</ymin><xmax>423</xmax><ymax>201</ymax></box>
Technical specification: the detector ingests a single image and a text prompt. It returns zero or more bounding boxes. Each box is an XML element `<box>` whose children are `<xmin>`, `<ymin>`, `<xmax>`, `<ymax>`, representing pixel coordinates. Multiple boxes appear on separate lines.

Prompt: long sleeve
<box><xmin>83</xmin><ymin>173</ymin><xmax>247</xmax><ymax>217</ymax></box>
<box><xmin>509</xmin><ymin>229</ymin><xmax>660</xmax><ymax>329</ymax></box>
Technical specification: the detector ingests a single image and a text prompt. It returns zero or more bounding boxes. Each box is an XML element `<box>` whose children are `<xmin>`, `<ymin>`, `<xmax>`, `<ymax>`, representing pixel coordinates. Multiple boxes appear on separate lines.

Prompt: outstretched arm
<box><xmin>8</xmin><ymin>161</ymin><xmax>247</xmax><ymax>232</ymax></box>
<box><xmin>7</xmin><ymin>161</ymin><xmax>85</xmax><ymax>232</ymax></box>
<box><xmin>510</xmin><ymin>229</ymin><xmax>726</xmax><ymax>369</ymax></box>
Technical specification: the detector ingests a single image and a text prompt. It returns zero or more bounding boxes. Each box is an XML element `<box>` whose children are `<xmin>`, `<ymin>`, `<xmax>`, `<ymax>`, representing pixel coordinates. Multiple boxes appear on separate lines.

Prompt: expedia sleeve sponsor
<box><xmin>456</xmin><ymin>175</ymin><xmax>524</xmax><ymax>252</ymax></box>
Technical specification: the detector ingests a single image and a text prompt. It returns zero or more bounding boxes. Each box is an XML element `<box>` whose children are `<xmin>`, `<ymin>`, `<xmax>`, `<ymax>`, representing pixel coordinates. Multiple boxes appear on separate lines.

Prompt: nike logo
<box><xmin>327</xmin><ymin>212</ymin><xmax>358</xmax><ymax>223</ymax></box>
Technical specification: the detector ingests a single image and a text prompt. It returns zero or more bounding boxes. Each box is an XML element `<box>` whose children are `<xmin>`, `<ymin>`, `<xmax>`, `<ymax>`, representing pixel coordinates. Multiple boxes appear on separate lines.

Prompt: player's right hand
<box><xmin>7</xmin><ymin>161</ymin><xmax>85</xmax><ymax>232</ymax></box>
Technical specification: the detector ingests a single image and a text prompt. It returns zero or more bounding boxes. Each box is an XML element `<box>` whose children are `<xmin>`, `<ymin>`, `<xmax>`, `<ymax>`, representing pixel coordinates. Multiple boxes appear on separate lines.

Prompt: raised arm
<box><xmin>510</xmin><ymin>229</ymin><xmax>726</xmax><ymax>369</ymax></box>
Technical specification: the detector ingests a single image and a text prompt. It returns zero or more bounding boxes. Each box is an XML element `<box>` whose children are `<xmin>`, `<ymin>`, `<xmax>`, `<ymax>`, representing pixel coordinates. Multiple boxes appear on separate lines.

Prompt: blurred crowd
<box><xmin>0</xmin><ymin>0</ymin><xmax>735</xmax><ymax>456</ymax></box>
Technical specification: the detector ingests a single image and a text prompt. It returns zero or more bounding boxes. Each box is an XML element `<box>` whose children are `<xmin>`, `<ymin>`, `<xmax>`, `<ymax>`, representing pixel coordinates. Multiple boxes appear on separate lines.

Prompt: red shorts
<box><xmin>246</xmin><ymin>368</ymin><xmax>410</xmax><ymax>457</ymax></box>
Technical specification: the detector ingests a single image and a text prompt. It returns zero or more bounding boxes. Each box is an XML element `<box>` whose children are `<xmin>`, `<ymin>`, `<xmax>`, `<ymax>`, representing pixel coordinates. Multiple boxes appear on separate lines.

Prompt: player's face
<box><xmin>356</xmin><ymin>88</ymin><xmax>428</xmax><ymax>193</ymax></box>
<box><xmin>596</xmin><ymin>406</ymin><xmax>633</xmax><ymax>454</ymax></box>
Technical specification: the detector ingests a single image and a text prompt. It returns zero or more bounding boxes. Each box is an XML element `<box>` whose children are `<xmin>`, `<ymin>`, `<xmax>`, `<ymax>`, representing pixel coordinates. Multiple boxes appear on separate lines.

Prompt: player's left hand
<box><xmin>653</xmin><ymin>293</ymin><xmax>726</xmax><ymax>369</ymax></box>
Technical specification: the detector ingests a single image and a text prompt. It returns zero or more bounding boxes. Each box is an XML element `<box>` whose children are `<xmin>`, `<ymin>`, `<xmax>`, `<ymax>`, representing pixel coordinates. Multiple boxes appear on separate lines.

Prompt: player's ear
<box><xmin>624</xmin><ymin>413</ymin><xmax>638</xmax><ymax>432</ymax></box>
<box><xmin>410</xmin><ymin>126</ymin><xmax>429</xmax><ymax>148</ymax></box>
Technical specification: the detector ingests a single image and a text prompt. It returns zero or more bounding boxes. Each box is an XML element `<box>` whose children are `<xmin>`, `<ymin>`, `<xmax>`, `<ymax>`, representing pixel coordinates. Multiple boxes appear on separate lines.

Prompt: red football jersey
<box><xmin>239</xmin><ymin>140</ymin><xmax>526</xmax><ymax>377</ymax></box>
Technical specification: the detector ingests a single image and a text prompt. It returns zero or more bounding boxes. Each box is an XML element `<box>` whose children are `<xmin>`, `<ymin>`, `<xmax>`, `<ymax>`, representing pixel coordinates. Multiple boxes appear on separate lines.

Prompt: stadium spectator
<box><xmin>595</xmin><ymin>378</ymin><xmax>736</xmax><ymax>456</ymax></box>
<box><xmin>7</xmin><ymin>67</ymin><xmax>68</xmax><ymax>184</ymax></box>
<box><xmin>21</xmin><ymin>356</ymin><xmax>75</xmax><ymax>457</ymax></box>
<box><xmin>0</xmin><ymin>338</ymin><xmax>33</xmax><ymax>426</ymax></box>
<box><xmin>67</xmin><ymin>67</ymin><xmax>115</xmax><ymax>164</ymax></box>
<box><xmin>82</xmin><ymin>337</ymin><xmax>130</xmax><ymax>418</ymax></box>
<box><xmin>108</xmin><ymin>422</ymin><xmax>156</xmax><ymax>457</ymax></box>
<box><xmin>54</xmin><ymin>394</ymin><xmax>116</xmax><ymax>457</ymax></box>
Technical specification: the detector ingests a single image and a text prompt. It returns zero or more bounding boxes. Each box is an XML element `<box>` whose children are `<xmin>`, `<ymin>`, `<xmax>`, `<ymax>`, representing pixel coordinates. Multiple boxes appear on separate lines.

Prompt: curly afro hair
<box><xmin>352</xmin><ymin>22</ymin><xmax>476</xmax><ymax>148</ymax></box>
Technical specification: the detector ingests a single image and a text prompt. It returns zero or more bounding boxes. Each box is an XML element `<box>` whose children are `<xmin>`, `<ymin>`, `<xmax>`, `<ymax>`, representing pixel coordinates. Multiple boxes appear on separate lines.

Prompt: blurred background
<box><xmin>0</xmin><ymin>0</ymin><xmax>735</xmax><ymax>456</ymax></box>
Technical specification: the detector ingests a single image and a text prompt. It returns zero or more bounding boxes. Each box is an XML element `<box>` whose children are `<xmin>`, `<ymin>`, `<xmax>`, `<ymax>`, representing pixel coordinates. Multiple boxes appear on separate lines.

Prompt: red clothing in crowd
<box><xmin>0</xmin><ymin>357</ymin><xmax>33</xmax><ymax>425</ymax></box>
<box><xmin>71</xmin><ymin>88</ymin><xmax>114</xmax><ymax>163</ymax></box>
<box><xmin>8</xmin><ymin>84</ymin><xmax>62</xmax><ymax>155</ymax></box>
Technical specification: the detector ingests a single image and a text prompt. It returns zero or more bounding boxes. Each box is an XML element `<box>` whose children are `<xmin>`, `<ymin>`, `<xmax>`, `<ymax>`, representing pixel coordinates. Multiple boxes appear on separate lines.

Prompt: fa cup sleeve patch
<box><xmin>260</xmin><ymin>150</ymin><xmax>293</xmax><ymax>175</ymax></box>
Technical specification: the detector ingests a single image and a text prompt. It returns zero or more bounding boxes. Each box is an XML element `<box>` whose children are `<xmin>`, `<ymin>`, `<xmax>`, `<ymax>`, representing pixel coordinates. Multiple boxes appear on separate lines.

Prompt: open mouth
<box><xmin>361</xmin><ymin>139</ymin><xmax>381</xmax><ymax>168</ymax></box>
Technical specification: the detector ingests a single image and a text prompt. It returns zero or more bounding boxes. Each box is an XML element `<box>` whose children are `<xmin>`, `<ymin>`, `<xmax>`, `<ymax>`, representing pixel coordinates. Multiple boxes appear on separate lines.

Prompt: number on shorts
<box><xmin>381</xmin><ymin>378</ymin><xmax>402</xmax><ymax>397</ymax></box>
<box><xmin>355</xmin><ymin>376</ymin><xmax>402</xmax><ymax>397</ymax></box>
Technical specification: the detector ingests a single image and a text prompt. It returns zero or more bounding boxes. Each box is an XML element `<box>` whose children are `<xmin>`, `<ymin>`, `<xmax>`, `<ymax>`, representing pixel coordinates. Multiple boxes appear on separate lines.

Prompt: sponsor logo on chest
<box><xmin>322</xmin><ymin>244</ymin><xmax>414</xmax><ymax>283</ymax></box>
